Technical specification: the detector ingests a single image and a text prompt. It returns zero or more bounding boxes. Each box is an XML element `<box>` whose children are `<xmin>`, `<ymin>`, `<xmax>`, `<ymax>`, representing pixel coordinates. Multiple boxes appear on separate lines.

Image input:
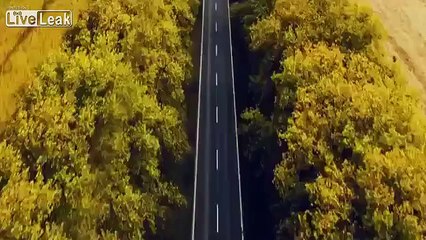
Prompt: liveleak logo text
<box><xmin>6</xmin><ymin>10</ymin><xmax>72</xmax><ymax>28</ymax></box>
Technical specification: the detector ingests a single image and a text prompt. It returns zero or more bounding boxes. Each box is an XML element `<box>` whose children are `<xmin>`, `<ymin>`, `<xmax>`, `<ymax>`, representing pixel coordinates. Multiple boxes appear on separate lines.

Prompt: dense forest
<box><xmin>2</xmin><ymin>0</ymin><xmax>426</xmax><ymax>239</ymax></box>
<box><xmin>232</xmin><ymin>0</ymin><xmax>426</xmax><ymax>239</ymax></box>
<box><xmin>0</xmin><ymin>0</ymin><xmax>197</xmax><ymax>239</ymax></box>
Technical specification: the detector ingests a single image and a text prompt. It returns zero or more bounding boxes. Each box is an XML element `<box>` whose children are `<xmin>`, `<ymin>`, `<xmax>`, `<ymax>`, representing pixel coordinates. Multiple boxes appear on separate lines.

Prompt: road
<box><xmin>191</xmin><ymin>0</ymin><xmax>244</xmax><ymax>239</ymax></box>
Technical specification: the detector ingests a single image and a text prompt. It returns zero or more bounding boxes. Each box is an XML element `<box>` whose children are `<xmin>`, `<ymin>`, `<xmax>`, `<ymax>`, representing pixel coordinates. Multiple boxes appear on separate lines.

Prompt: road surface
<box><xmin>191</xmin><ymin>0</ymin><xmax>244</xmax><ymax>239</ymax></box>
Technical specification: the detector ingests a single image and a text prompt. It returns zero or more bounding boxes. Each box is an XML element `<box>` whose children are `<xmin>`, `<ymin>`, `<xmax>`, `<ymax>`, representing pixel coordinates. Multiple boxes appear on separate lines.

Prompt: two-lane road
<box><xmin>192</xmin><ymin>0</ymin><xmax>244</xmax><ymax>239</ymax></box>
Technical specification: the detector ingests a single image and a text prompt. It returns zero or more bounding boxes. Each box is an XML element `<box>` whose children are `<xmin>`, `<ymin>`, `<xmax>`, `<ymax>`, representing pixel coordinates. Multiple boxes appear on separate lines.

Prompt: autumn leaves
<box><xmin>239</xmin><ymin>0</ymin><xmax>426</xmax><ymax>238</ymax></box>
<box><xmin>0</xmin><ymin>0</ymin><xmax>196</xmax><ymax>239</ymax></box>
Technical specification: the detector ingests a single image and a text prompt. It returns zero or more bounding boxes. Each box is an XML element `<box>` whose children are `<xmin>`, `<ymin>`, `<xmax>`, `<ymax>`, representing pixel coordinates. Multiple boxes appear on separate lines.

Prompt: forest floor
<box><xmin>368</xmin><ymin>0</ymin><xmax>426</xmax><ymax>101</ymax></box>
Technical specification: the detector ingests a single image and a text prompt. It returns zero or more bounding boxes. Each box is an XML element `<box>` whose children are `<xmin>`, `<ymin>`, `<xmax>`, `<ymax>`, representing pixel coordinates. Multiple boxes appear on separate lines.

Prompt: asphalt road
<box><xmin>191</xmin><ymin>0</ymin><xmax>244</xmax><ymax>239</ymax></box>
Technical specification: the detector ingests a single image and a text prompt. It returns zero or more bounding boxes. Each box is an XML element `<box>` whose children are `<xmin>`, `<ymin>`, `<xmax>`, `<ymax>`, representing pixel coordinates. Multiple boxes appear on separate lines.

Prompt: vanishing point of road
<box><xmin>191</xmin><ymin>0</ymin><xmax>244</xmax><ymax>239</ymax></box>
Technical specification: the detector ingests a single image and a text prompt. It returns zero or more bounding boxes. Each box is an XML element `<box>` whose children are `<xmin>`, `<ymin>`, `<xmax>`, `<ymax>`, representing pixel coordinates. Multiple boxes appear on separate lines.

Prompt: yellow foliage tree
<box><xmin>0</xmin><ymin>0</ymin><xmax>197</xmax><ymax>238</ymax></box>
<box><xmin>242</xmin><ymin>0</ymin><xmax>426</xmax><ymax>238</ymax></box>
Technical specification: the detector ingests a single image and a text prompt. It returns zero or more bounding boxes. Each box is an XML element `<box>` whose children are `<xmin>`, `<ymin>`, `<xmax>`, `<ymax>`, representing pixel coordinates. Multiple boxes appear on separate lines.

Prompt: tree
<box><xmin>0</xmin><ymin>0</ymin><xmax>198</xmax><ymax>235</ymax></box>
<box><xmin>273</xmin><ymin>44</ymin><xmax>426</xmax><ymax>239</ymax></box>
<box><xmin>66</xmin><ymin>0</ymin><xmax>196</xmax><ymax>111</ymax></box>
<box><xmin>231</xmin><ymin>0</ymin><xmax>276</xmax><ymax>32</ymax></box>
<box><xmin>240</xmin><ymin>109</ymin><xmax>276</xmax><ymax>176</ymax></box>
<box><xmin>0</xmin><ymin>33</ymin><xmax>189</xmax><ymax>239</ymax></box>
<box><xmin>241</xmin><ymin>0</ymin><xmax>426</xmax><ymax>238</ymax></box>
<box><xmin>0</xmin><ymin>141</ymin><xmax>66</xmax><ymax>239</ymax></box>
<box><xmin>250</xmin><ymin>0</ymin><xmax>385</xmax><ymax>53</ymax></box>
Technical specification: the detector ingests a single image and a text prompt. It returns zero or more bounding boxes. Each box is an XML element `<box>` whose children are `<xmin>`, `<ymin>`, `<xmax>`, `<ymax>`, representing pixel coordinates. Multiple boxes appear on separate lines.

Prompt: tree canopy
<box><xmin>0</xmin><ymin>0</ymin><xmax>197</xmax><ymax>239</ymax></box>
<box><xmin>240</xmin><ymin>0</ymin><xmax>426</xmax><ymax>238</ymax></box>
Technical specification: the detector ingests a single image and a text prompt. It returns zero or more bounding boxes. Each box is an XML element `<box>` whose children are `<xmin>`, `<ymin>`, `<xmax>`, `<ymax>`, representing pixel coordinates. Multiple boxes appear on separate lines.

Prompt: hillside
<box><xmin>0</xmin><ymin>0</ymin><xmax>89</xmax><ymax>126</ymax></box>
<box><xmin>369</xmin><ymin>0</ymin><xmax>426</xmax><ymax>100</ymax></box>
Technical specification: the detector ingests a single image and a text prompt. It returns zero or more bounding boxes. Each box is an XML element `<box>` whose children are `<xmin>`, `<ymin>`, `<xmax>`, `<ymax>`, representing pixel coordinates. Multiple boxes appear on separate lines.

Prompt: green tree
<box><xmin>231</xmin><ymin>0</ymin><xmax>275</xmax><ymax>32</ymax></box>
<box><xmin>240</xmin><ymin>109</ymin><xmax>276</xmax><ymax>175</ymax></box>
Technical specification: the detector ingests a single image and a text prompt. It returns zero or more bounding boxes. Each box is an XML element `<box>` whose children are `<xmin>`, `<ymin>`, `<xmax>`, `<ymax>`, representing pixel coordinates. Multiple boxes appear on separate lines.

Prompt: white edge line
<box><xmin>227</xmin><ymin>0</ymin><xmax>245</xmax><ymax>239</ymax></box>
<box><xmin>216</xmin><ymin>203</ymin><xmax>219</xmax><ymax>233</ymax></box>
<box><xmin>191</xmin><ymin>0</ymin><xmax>205</xmax><ymax>238</ymax></box>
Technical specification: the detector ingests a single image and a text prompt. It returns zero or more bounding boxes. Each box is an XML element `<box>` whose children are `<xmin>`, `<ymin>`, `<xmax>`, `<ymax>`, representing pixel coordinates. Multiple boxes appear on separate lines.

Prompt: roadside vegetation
<box><xmin>233</xmin><ymin>0</ymin><xmax>426</xmax><ymax>238</ymax></box>
<box><xmin>0</xmin><ymin>0</ymin><xmax>197</xmax><ymax>238</ymax></box>
<box><xmin>0</xmin><ymin>0</ymin><xmax>89</xmax><ymax>125</ymax></box>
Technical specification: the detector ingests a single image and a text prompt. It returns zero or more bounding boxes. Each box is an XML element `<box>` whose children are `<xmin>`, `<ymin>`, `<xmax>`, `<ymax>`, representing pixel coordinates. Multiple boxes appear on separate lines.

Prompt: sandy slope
<box><xmin>368</xmin><ymin>0</ymin><xmax>426</xmax><ymax>99</ymax></box>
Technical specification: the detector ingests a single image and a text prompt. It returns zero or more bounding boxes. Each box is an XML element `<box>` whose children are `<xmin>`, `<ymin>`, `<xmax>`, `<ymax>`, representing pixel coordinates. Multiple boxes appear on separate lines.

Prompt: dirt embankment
<box><xmin>369</xmin><ymin>0</ymin><xmax>426</xmax><ymax>100</ymax></box>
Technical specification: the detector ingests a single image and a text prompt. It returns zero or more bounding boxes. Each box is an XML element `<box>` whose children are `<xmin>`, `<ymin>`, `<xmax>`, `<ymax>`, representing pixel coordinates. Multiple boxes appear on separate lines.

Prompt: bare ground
<box><xmin>369</xmin><ymin>0</ymin><xmax>426</xmax><ymax>100</ymax></box>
